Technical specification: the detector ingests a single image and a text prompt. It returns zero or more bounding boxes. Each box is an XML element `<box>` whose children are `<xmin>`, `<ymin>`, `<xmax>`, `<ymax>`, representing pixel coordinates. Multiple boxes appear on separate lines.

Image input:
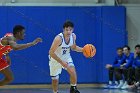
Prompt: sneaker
<box><xmin>109</xmin><ymin>84</ymin><xmax>115</xmax><ymax>88</ymax></box>
<box><xmin>113</xmin><ymin>85</ymin><xmax>118</xmax><ymax>89</ymax></box>
<box><xmin>128</xmin><ymin>84</ymin><xmax>137</xmax><ymax>89</ymax></box>
<box><xmin>121</xmin><ymin>81</ymin><xmax>129</xmax><ymax>89</ymax></box>
<box><xmin>105</xmin><ymin>84</ymin><xmax>112</xmax><ymax>88</ymax></box>
<box><xmin>137</xmin><ymin>87</ymin><xmax>140</xmax><ymax>90</ymax></box>
<box><xmin>108</xmin><ymin>84</ymin><xmax>118</xmax><ymax>89</ymax></box>
<box><xmin>116</xmin><ymin>81</ymin><xmax>124</xmax><ymax>88</ymax></box>
<box><xmin>112</xmin><ymin>84</ymin><xmax>119</xmax><ymax>89</ymax></box>
<box><xmin>121</xmin><ymin>84</ymin><xmax>129</xmax><ymax>89</ymax></box>
<box><xmin>70</xmin><ymin>86</ymin><xmax>80</xmax><ymax>93</ymax></box>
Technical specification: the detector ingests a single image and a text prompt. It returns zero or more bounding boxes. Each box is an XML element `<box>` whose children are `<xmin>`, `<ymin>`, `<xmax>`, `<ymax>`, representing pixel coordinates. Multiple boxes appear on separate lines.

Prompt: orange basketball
<box><xmin>83</xmin><ymin>44</ymin><xmax>96</xmax><ymax>58</ymax></box>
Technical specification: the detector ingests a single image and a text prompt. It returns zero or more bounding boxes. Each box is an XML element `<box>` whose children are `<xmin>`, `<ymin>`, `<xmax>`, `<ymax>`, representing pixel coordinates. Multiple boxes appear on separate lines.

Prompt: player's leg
<box><xmin>135</xmin><ymin>67</ymin><xmax>140</xmax><ymax>88</ymax></box>
<box><xmin>115</xmin><ymin>68</ymin><xmax>124</xmax><ymax>88</ymax></box>
<box><xmin>108</xmin><ymin>67</ymin><xmax>114</xmax><ymax>85</ymax></box>
<box><xmin>49</xmin><ymin>60</ymin><xmax>62</xmax><ymax>93</ymax></box>
<box><xmin>52</xmin><ymin>75</ymin><xmax>59</xmax><ymax>93</ymax></box>
<box><xmin>127</xmin><ymin>67</ymin><xmax>135</xmax><ymax>85</ymax></box>
<box><xmin>113</xmin><ymin>68</ymin><xmax>119</xmax><ymax>85</ymax></box>
<box><xmin>66</xmin><ymin>62</ymin><xmax>80</xmax><ymax>93</ymax></box>
<box><xmin>128</xmin><ymin>67</ymin><xmax>140</xmax><ymax>89</ymax></box>
<box><xmin>121</xmin><ymin>68</ymin><xmax>129</xmax><ymax>89</ymax></box>
<box><xmin>107</xmin><ymin>67</ymin><xmax>118</xmax><ymax>88</ymax></box>
<box><xmin>67</xmin><ymin>66</ymin><xmax>77</xmax><ymax>85</ymax></box>
<box><xmin>0</xmin><ymin>67</ymin><xmax>14</xmax><ymax>86</ymax></box>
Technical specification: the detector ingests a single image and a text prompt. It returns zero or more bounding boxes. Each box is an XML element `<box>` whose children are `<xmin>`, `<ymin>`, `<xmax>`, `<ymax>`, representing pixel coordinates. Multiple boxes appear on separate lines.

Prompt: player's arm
<box><xmin>5</xmin><ymin>54</ymin><xmax>11</xmax><ymax>65</ymax></box>
<box><xmin>49</xmin><ymin>36</ymin><xmax>63</xmax><ymax>63</ymax></box>
<box><xmin>71</xmin><ymin>33</ymin><xmax>83</xmax><ymax>52</ymax></box>
<box><xmin>49</xmin><ymin>36</ymin><xmax>68</xmax><ymax>68</ymax></box>
<box><xmin>8</xmin><ymin>37</ymin><xmax>42</xmax><ymax>50</ymax></box>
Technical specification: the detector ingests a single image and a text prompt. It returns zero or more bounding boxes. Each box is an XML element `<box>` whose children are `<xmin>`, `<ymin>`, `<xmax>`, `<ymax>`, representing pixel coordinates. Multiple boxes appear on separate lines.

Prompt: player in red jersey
<box><xmin>0</xmin><ymin>25</ymin><xmax>42</xmax><ymax>86</ymax></box>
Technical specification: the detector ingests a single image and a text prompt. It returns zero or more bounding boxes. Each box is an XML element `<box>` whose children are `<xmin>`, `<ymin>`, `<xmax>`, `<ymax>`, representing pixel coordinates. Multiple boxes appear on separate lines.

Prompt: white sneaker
<box><xmin>121</xmin><ymin>82</ymin><xmax>129</xmax><ymax>89</ymax></box>
<box><xmin>115</xmin><ymin>81</ymin><xmax>119</xmax><ymax>85</ymax></box>
<box><xmin>116</xmin><ymin>83</ymin><xmax>124</xmax><ymax>88</ymax></box>
<box><xmin>113</xmin><ymin>84</ymin><xmax>119</xmax><ymax>88</ymax></box>
<box><xmin>116</xmin><ymin>80</ymin><xmax>124</xmax><ymax>89</ymax></box>
<box><xmin>137</xmin><ymin>87</ymin><xmax>140</xmax><ymax>90</ymax></box>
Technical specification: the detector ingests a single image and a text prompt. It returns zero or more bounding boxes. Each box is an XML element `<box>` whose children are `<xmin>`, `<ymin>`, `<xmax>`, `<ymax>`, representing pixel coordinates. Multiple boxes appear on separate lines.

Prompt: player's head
<box><xmin>135</xmin><ymin>44</ymin><xmax>140</xmax><ymax>56</ymax></box>
<box><xmin>117</xmin><ymin>47</ymin><xmax>123</xmax><ymax>56</ymax></box>
<box><xmin>123</xmin><ymin>45</ymin><xmax>130</xmax><ymax>55</ymax></box>
<box><xmin>63</xmin><ymin>20</ymin><xmax>74</xmax><ymax>36</ymax></box>
<box><xmin>13</xmin><ymin>25</ymin><xmax>25</xmax><ymax>40</ymax></box>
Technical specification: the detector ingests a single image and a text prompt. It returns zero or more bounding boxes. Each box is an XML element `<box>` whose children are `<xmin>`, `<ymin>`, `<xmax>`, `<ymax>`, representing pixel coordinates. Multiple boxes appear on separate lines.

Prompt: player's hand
<box><xmin>120</xmin><ymin>64</ymin><xmax>126</xmax><ymax>69</ymax></box>
<box><xmin>61</xmin><ymin>61</ymin><xmax>68</xmax><ymax>69</ymax></box>
<box><xmin>32</xmin><ymin>38</ymin><xmax>42</xmax><ymax>45</ymax></box>
<box><xmin>105</xmin><ymin>64</ymin><xmax>112</xmax><ymax>69</ymax></box>
<box><xmin>120</xmin><ymin>66</ymin><xmax>124</xmax><ymax>69</ymax></box>
<box><xmin>123</xmin><ymin>63</ymin><xmax>127</xmax><ymax>66</ymax></box>
<box><xmin>120</xmin><ymin>63</ymin><xmax>126</xmax><ymax>69</ymax></box>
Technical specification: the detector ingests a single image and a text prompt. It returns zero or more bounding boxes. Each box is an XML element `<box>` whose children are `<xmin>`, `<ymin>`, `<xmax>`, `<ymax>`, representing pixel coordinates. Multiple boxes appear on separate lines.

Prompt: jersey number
<box><xmin>62</xmin><ymin>50</ymin><xmax>67</xmax><ymax>55</ymax></box>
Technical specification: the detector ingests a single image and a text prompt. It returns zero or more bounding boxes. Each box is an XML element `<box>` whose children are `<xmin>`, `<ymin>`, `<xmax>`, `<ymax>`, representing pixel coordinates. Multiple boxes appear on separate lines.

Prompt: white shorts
<box><xmin>49</xmin><ymin>56</ymin><xmax>74</xmax><ymax>77</ymax></box>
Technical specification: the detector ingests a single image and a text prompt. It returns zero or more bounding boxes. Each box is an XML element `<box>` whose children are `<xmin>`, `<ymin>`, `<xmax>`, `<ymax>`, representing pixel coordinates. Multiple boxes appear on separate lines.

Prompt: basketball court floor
<box><xmin>0</xmin><ymin>85</ymin><xmax>138</xmax><ymax>93</ymax></box>
<box><xmin>0</xmin><ymin>88</ymin><xmax>138</xmax><ymax>93</ymax></box>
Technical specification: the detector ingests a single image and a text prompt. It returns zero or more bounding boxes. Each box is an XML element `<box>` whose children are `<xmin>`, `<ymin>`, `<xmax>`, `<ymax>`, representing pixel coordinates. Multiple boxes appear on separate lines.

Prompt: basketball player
<box><xmin>128</xmin><ymin>44</ymin><xmax>140</xmax><ymax>89</ymax></box>
<box><xmin>105</xmin><ymin>47</ymin><xmax>125</xmax><ymax>88</ymax></box>
<box><xmin>115</xmin><ymin>45</ymin><xmax>134</xmax><ymax>89</ymax></box>
<box><xmin>49</xmin><ymin>20</ymin><xmax>83</xmax><ymax>93</ymax></box>
<box><xmin>0</xmin><ymin>25</ymin><xmax>42</xmax><ymax>86</ymax></box>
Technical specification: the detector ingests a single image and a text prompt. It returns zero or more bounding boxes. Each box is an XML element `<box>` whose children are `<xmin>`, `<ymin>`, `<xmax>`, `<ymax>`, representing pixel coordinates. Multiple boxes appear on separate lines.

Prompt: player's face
<box><xmin>117</xmin><ymin>49</ymin><xmax>123</xmax><ymax>56</ymax></box>
<box><xmin>18</xmin><ymin>30</ymin><xmax>25</xmax><ymax>40</ymax></box>
<box><xmin>123</xmin><ymin>47</ymin><xmax>129</xmax><ymax>55</ymax></box>
<box><xmin>63</xmin><ymin>26</ymin><xmax>73</xmax><ymax>37</ymax></box>
<box><xmin>135</xmin><ymin>47</ymin><xmax>140</xmax><ymax>55</ymax></box>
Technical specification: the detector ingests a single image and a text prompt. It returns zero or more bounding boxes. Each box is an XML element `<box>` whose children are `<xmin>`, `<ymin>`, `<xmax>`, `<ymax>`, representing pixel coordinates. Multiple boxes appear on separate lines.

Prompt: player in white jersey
<box><xmin>49</xmin><ymin>20</ymin><xmax>83</xmax><ymax>93</ymax></box>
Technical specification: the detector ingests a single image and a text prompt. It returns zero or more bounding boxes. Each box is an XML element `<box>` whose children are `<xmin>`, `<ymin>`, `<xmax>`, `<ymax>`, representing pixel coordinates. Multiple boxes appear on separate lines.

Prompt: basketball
<box><xmin>83</xmin><ymin>44</ymin><xmax>96</xmax><ymax>58</ymax></box>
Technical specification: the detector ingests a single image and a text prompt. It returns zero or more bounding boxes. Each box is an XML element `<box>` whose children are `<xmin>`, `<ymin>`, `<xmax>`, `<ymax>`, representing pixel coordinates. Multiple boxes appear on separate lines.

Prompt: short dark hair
<box><xmin>117</xmin><ymin>47</ymin><xmax>123</xmax><ymax>51</ymax></box>
<box><xmin>135</xmin><ymin>44</ymin><xmax>140</xmax><ymax>49</ymax></box>
<box><xmin>123</xmin><ymin>45</ymin><xmax>130</xmax><ymax>50</ymax></box>
<box><xmin>13</xmin><ymin>25</ymin><xmax>25</xmax><ymax>35</ymax></box>
<box><xmin>63</xmin><ymin>20</ymin><xmax>74</xmax><ymax>28</ymax></box>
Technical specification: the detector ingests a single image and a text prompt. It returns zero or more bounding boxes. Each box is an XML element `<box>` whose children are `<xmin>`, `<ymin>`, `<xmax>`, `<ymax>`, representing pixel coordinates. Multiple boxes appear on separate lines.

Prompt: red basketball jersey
<box><xmin>0</xmin><ymin>39</ymin><xmax>12</xmax><ymax>58</ymax></box>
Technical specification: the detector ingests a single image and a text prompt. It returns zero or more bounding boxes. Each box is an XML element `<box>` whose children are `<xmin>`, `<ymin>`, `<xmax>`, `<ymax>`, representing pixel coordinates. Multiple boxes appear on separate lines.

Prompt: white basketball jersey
<box><xmin>51</xmin><ymin>32</ymin><xmax>74</xmax><ymax>62</ymax></box>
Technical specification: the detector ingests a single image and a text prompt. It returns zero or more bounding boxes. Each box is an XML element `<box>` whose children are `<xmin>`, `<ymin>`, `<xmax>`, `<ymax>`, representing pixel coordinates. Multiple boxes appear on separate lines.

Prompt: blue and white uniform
<box><xmin>49</xmin><ymin>33</ymin><xmax>75</xmax><ymax>77</ymax></box>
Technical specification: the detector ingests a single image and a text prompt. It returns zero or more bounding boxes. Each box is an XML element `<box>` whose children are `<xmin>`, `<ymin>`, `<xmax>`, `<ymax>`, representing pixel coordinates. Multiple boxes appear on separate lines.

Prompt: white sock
<box><xmin>53</xmin><ymin>90</ymin><xmax>58</xmax><ymax>93</ymax></box>
<box><xmin>71</xmin><ymin>84</ymin><xmax>77</xmax><ymax>86</ymax></box>
<box><xmin>109</xmin><ymin>81</ymin><xmax>112</xmax><ymax>85</ymax></box>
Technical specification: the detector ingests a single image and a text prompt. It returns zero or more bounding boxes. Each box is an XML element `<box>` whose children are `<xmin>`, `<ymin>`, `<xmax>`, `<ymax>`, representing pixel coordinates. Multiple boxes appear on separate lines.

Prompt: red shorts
<box><xmin>0</xmin><ymin>58</ymin><xmax>9</xmax><ymax>71</ymax></box>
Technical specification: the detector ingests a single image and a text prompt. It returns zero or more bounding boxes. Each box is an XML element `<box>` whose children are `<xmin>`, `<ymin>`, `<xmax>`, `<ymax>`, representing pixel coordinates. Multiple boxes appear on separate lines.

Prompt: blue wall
<box><xmin>0</xmin><ymin>6</ymin><xmax>126</xmax><ymax>84</ymax></box>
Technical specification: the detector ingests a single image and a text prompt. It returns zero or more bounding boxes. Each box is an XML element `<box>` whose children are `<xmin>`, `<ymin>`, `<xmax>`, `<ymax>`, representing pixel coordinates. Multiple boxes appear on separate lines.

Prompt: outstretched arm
<box><xmin>8</xmin><ymin>37</ymin><xmax>42</xmax><ymax>50</ymax></box>
<box><xmin>71</xmin><ymin>33</ymin><xmax>83</xmax><ymax>52</ymax></box>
